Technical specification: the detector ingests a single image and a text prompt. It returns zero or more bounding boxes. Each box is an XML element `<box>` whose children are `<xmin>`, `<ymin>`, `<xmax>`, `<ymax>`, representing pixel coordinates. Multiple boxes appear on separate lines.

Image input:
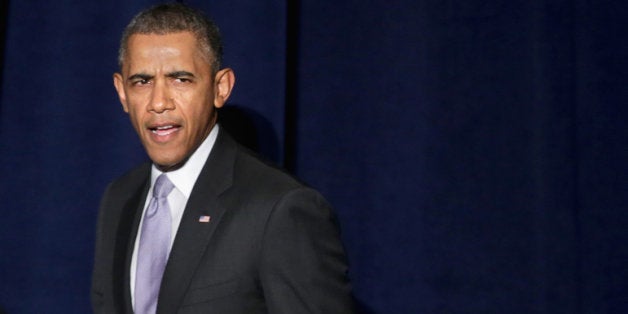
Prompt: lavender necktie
<box><xmin>135</xmin><ymin>174</ymin><xmax>174</xmax><ymax>314</ymax></box>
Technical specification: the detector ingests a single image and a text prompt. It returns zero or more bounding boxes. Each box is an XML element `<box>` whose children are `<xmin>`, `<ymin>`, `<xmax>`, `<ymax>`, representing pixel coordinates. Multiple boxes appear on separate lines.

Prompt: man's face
<box><xmin>114</xmin><ymin>32</ymin><xmax>233</xmax><ymax>171</ymax></box>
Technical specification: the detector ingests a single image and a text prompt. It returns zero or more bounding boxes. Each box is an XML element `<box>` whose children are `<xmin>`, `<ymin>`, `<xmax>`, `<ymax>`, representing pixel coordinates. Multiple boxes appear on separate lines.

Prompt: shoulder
<box><xmin>101</xmin><ymin>162</ymin><xmax>150</xmax><ymax>201</ymax></box>
<box><xmin>212</xmin><ymin>128</ymin><xmax>306</xmax><ymax>193</ymax></box>
<box><xmin>111</xmin><ymin>162</ymin><xmax>150</xmax><ymax>187</ymax></box>
<box><xmin>232</xmin><ymin>144</ymin><xmax>310</xmax><ymax>196</ymax></box>
<box><xmin>214</xmin><ymin>132</ymin><xmax>327</xmax><ymax>211</ymax></box>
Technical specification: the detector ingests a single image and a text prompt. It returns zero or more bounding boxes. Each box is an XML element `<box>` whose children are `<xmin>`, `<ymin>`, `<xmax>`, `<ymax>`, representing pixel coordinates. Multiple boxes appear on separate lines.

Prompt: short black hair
<box><xmin>118</xmin><ymin>3</ymin><xmax>223</xmax><ymax>73</ymax></box>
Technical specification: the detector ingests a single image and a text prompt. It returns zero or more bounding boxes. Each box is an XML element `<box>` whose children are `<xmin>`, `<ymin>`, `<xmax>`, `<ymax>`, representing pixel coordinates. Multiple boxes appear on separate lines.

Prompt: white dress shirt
<box><xmin>130</xmin><ymin>125</ymin><xmax>219</xmax><ymax>306</ymax></box>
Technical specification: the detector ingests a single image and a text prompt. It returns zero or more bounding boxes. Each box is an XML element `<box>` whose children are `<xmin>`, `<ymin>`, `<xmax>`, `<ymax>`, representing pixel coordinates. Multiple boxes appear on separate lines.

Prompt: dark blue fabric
<box><xmin>1</xmin><ymin>1</ymin><xmax>627</xmax><ymax>313</ymax></box>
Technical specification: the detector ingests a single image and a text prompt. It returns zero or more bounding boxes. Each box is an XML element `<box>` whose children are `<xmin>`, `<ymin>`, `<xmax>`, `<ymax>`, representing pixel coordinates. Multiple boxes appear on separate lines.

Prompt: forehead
<box><xmin>123</xmin><ymin>32</ymin><xmax>209</xmax><ymax>71</ymax></box>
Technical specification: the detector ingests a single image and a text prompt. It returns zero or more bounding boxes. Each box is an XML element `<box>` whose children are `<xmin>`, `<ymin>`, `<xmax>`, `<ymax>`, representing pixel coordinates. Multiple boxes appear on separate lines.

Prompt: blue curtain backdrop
<box><xmin>1</xmin><ymin>1</ymin><xmax>627</xmax><ymax>313</ymax></box>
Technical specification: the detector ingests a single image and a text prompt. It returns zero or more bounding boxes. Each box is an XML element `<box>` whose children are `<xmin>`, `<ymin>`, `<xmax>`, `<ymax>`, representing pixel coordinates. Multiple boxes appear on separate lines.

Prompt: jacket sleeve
<box><xmin>259</xmin><ymin>187</ymin><xmax>355</xmax><ymax>314</ymax></box>
<box><xmin>91</xmin><ymin>182</ymin><xmax>115</xmax><ymax>314</ymax></box>
<box><xmin>90</xmin><ymin>183</ymin><xmax>120</xmax><ymax>314</ymax></box>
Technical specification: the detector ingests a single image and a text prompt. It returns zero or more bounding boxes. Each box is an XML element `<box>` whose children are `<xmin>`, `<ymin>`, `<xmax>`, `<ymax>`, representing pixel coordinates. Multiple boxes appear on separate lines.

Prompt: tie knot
<box><xmin>153</xmin><ymin>174</ymin><xmax>175</xmax><ymax>199</ymax></box>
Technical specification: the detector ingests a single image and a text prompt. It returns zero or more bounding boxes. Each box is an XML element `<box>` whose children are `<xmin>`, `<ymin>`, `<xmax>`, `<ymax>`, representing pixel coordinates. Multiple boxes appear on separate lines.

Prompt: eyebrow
<box><xmin>127</xmin><ymin>73</ymin><xmax>153</xmax><ymax>81</ymax></box>
<box><xmin>166</xmin><ymin>71</ymin><xmax>195</xmax><ymax>78</ymax></box>
<box><xmin>127</xmin><ymin>71</ymin><xmax>196</xmax><ymax>82</ymax></box>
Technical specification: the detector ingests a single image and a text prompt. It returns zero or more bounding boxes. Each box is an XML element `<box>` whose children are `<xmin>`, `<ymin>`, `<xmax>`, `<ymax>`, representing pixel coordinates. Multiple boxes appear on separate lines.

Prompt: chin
<box><xmin>148</xmin><ymin>153</ymin><xmax>185</xmax><ymax>171</ymax></box>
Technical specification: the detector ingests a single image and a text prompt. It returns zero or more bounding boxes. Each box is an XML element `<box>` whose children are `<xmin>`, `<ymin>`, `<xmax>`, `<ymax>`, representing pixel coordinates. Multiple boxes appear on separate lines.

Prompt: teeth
<box><xmin>151</xmin><ymin>125</ymin><xmax>178</xmax><ymax>135</ymax></box>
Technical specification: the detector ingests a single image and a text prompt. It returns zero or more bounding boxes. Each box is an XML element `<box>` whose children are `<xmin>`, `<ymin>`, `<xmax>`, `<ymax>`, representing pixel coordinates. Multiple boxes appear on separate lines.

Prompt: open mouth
<box><xmin>149</xmin><ymin>124</ymin><xmax>181</xmax><ymax>137</ymax></box>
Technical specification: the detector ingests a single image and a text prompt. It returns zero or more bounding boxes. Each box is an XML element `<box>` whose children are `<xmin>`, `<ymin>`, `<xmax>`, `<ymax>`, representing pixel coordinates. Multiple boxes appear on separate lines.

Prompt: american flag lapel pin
<box><xmin>198</xmin><ymin>215</ymin><xmax>211</xmax><ymax>223</ymax></box>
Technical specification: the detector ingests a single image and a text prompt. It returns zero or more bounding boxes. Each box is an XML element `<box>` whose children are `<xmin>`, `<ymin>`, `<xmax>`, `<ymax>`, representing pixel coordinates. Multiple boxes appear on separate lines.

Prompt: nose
<box><xmin>147</xmin><ymin>80</ymin><xmax>175</xmax><ymax>113</ymax></box>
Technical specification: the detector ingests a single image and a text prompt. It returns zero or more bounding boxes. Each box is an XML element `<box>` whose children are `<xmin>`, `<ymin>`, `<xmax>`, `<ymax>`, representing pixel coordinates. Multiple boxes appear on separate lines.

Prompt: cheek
<box><xmin>126</xmin><ymin>106</ymin><xmax>145</xmax><ymax>129</ymax></box>
<box><xmin>186</xmin><ymin>107</ymin><xmax>211</xmax><ymax>130</ymax></box>
<box><xmin>183</xmin><ymin>95</ymin><xmax>215</xmax><ymax>124</ymax></box>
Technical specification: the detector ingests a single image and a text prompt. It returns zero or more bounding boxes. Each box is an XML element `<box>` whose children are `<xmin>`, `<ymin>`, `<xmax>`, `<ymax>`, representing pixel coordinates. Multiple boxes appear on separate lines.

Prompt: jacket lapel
<box><xmin>157</xmin><ymin>129</ymin><xmax>237</xmax><ymax>313</ymax></box>
<box><xmin>113</xmin><ymin>164</ymin><xmax>150</xmax><ymax>314</ymax></box>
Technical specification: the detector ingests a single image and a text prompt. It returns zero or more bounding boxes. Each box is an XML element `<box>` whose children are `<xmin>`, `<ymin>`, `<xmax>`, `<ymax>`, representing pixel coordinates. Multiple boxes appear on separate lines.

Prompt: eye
<box><xmin>174</xmin><ymin>77</ymin><xmax>192</xmax><ymax>83</ymax></box>
<box><xmin>132</xmin><ymin>78</ymin><xmax>151</xmax><ymax>86</ymax></box>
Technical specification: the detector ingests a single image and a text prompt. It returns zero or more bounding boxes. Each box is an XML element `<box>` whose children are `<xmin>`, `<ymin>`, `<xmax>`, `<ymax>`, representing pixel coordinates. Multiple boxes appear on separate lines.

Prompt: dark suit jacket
<box><xmin>92</xmin><ymin>128</ymin><xmax>354</xmax><ymax>313</ymax></box>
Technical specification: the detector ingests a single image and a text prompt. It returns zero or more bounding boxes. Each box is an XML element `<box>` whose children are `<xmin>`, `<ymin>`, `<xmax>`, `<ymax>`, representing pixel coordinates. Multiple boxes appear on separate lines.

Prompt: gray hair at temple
<box><xmin>117</xmin><ymin>3</ymin><xmax>223</xmax><ymax>74</ymax></box>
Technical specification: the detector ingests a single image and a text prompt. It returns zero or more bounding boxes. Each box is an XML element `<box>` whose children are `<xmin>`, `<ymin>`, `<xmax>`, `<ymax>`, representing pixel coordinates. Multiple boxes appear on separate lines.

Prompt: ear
<box><xmin>113</xmin><ymin>72</ymin><xmax>129</xmax><ymax>113</ymax></box>
<box><xmin>213</xmin><ymin>68</ymin><xmax>235</xmax><ymax>109</ymax></box>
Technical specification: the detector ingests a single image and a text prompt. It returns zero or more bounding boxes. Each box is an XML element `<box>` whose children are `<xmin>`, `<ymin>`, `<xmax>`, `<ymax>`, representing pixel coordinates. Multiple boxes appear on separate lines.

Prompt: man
<box><xmin>91</xmin><ymin>3</ymin><xmax>354</xmax><ymax>314</ymax></box>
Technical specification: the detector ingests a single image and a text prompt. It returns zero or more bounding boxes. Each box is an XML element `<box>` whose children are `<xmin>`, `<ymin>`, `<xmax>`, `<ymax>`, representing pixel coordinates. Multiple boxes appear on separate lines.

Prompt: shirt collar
<box><xmin>150</xmin><ymin>124</ymin><xmax>219</xmax><ymax>198</ymax></box>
